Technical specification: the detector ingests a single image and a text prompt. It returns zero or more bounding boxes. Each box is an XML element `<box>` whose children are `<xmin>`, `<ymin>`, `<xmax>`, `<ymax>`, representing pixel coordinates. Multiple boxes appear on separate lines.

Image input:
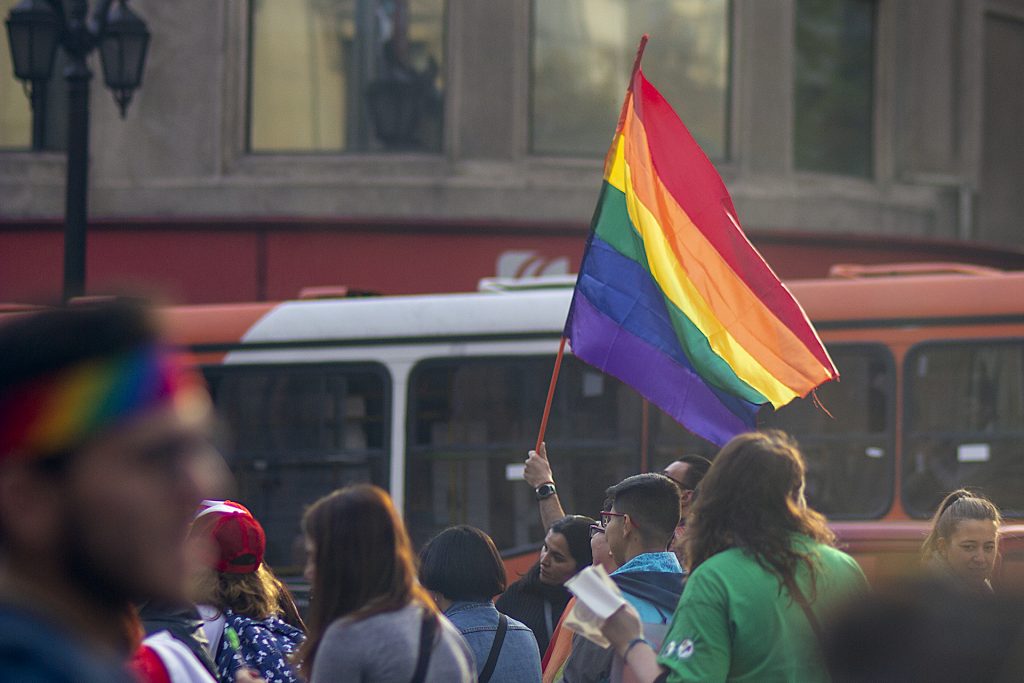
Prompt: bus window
<box><xmin>406</xmin><ymin>356</ymin><xmax>642</xmax><ymax>552</ymax></box>
<box><xmin>204</xmin><ymin>364</ymin><xmax>389</xmax><ymax>571</ymax></box>
<box><xmin>650</xmin><ymin>344</ymin><xmax>895</xmax><ymax>519</ymax></box>
<box><xmin>903</xmin><ymin>340</ymin><xmax>1024</xmax><ymax>517</ymax></box>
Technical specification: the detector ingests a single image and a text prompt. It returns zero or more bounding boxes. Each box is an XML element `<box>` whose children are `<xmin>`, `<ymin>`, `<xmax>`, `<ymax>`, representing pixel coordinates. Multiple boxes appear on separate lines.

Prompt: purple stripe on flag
<box><xmin>568</xmin><ymin>291</ymin><xmax>753</xmax><ymax>446</ymax></box>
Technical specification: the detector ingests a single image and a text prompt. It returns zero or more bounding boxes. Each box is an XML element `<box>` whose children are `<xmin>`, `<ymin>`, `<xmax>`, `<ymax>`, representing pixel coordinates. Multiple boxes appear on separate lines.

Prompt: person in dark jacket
<box><xmin>138</xmin><ymin>600</ymin><xmax>220</xmax><ymax>678</ymax></box>
<box><xmin>496</xmin><ymin>515</ymin><xmax>595</xmax><ymax>656</ymax></box>
<box><xmin>561</xmin><ymin>474</ymin><xmax>684</xmax><ymax>683</ymax></box>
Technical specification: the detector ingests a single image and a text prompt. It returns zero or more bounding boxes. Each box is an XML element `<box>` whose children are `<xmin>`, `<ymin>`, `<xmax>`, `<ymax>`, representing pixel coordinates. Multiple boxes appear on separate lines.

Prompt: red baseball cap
<box><xmin>192</xmin><ymin>500</ymin><xmax>266</xmax><ymax>574</ymax></box>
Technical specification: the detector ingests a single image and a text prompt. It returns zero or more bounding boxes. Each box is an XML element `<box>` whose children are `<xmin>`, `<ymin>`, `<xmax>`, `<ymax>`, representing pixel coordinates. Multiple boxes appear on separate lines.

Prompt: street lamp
<box><xmin>5</xmin><ymin>0</ymin><xmax>150</xmax><ymax>300</ymax></box>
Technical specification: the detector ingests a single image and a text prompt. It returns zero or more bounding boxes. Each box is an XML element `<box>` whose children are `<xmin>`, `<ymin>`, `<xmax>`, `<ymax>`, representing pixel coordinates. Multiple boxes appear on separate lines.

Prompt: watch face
<box><xmin>536</xmin><ymin>484</ymin><xmax>556</xmax><ymax>499</ymax></box>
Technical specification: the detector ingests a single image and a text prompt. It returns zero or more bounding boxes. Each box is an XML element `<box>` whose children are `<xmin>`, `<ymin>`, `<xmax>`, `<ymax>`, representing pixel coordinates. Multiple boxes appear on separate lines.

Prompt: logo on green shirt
<box><xmin>663</xmin><ymin>638</ymin><xmax>696</xmax><ymax>660</ymax></box>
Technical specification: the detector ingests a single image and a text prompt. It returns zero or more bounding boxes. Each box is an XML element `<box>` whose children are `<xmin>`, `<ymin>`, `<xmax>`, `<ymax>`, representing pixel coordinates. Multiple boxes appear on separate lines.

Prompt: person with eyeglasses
<box><xmin>662</xmin><ymin>455</ymin><xmax>712</xmax><ymax>565</ymax></box>
<box><xmin>599</xmin><ymin>431</ymin><xmax>867</xmax><ymax>683</ymax></box>
<box><xmin>560</xmin><ymin>474</ymin><xmax>685</xmax><ymax>683</ymax></box>
<box><xmin>542</xmin><ymin>505</ymin><xmax>619</xmax><ymax>683</ymax></box>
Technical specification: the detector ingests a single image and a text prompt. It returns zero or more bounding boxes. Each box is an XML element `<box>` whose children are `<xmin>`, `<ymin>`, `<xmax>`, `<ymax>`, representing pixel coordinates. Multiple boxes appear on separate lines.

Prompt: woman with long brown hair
<box><xmin>600</xmin><ymin>430</ymin><xmax>868</xmax><ymax>682</ymax></box>
<box><xmin>295</xmin><ymin>484</ymin><xmax>474</xmax><ymax>682</ymax></box>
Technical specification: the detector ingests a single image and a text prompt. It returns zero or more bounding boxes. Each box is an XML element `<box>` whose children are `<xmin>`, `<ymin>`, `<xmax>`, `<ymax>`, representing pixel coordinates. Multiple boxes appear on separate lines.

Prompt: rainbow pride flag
<box><xmin>565</xmin><ymin>56</ymin><xmax>837</xmax><ymax>446</ymax></box>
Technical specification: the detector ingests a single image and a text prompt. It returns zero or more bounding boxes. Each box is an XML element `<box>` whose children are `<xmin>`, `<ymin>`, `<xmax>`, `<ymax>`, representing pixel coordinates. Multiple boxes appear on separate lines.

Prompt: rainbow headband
<box><xmin>0</xmin><ymin>346</ymin><xmax>209</xmax><ymax>460</ymax></box>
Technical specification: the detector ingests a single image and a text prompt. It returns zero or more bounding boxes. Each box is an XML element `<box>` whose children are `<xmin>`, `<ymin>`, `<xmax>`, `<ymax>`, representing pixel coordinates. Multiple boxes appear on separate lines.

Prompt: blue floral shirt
<box><xmin>215</xmin><ymin>610</ymin><xmax>305</xmax><ymax>683</ymax></box>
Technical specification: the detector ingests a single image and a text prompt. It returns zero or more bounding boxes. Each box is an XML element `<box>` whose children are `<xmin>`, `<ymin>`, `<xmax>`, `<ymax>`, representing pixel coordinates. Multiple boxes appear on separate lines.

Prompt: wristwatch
<box><xmin>535</xmin><ymin>482</ymin><xmax>557</xmax><ymax>500</ymax></box>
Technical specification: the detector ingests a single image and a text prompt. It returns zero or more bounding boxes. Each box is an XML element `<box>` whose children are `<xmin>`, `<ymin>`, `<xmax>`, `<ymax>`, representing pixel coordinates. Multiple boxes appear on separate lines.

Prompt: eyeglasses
<box><xmin>600</xmin><ymin>511</ymin><xmax>627</xmax><ymax>528</ymax></box>
<box><xmin>589</xmin><ymin>524</ymin><xmax>605</xmax><ymax>538</ymax></box>
<box><xmin>661</xmin><ymin>471</ymin><xmax>687</xmax><ymax>489</ymax></box>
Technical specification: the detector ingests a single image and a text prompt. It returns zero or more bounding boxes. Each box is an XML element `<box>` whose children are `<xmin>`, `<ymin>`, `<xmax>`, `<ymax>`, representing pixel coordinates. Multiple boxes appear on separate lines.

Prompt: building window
<box><xmin>531</xmin><ymin>0</ymin><xmax>730</xmax><ymax>159</ymax></box>
<box><xmin>0</xmin><ymin>0</ymin><xmax>66</xmax><ymax>151</ymax></box>
<box><xmin>248</xmin><ymin>0</ymin><xmax>445</xmax><ymax>153</ymax></box>
<box><xmin>794</xmin><ymin>0</ymin><xmax>875</xmax><ymax>177</ymax></box>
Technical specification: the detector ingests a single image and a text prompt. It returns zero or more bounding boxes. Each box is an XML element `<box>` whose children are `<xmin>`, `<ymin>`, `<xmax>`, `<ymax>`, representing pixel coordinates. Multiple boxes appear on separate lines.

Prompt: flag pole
<box><xmin>631</xmin><ymin>34</ymin><xmax>649</xmax><ymax>81</ymax></box>
<box><xmin>534</xmin><ymin>336</ymin><xmax>567</xmax><ymax>451</ymax></box>
<box><xmin>534</xmin><ymin>35</ymin><xmax>649</xmax><ymax>452</ymax></box>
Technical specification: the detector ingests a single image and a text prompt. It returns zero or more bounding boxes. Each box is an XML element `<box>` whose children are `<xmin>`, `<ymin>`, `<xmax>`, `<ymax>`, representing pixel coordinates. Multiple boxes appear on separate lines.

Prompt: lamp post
<box><xmin>5</xmin><ymin>0</ymin><xmax>149</xmax><ymax>301</ymax></box>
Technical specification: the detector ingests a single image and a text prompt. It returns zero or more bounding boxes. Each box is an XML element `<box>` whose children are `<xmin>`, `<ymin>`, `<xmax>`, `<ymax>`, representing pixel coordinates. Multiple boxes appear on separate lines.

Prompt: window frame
<box><xmin>405</xmin><ymin>354</ymin><xmax>645</xmax><ymax>458</ymax></box>
<box><xmin>791</xmin><ymin>0</ymin><xmax>878</xmax><ymax>179</ymax></box>
<box><xmin>202</xmin><ymin>360</ymin><xmax>392</xmax><ymax>471</ymax></box>
<box><xmin>758</xmin><ymin>341</ymin><xmax>897</xmax><ymax>520</ymax></box>
<box><xmin>404</xmin><ymin>354</ymin><xmax>644</xmax><ymax>550</ymax></box>
<box><xmin>526</xmin><ymin>0</ymin><xmax>734</xmax><ymax>161</ymax></box>
<box><xmin>244</xmin><ymin>0</ymin><xmax>449</xmax><ymax>156</ymax></box>
<box><xmin>901</xmin><ymin>337</ymin><xmax>1024</xmax><ymax>519</ymax></box>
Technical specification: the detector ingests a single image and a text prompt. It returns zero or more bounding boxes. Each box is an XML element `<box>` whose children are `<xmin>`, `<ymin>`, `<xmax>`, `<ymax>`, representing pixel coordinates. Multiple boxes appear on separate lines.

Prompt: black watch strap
<box><xmin>535</xmin><ymin>483</ymin><xmax>557</xmax><ymax>500</ymax></box>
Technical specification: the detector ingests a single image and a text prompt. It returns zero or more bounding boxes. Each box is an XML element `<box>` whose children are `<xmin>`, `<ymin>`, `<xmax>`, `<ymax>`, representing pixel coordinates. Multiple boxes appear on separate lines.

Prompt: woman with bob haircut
<box><xmin>922</xmin><ymin>488</ymin><xmax>1001</xmax><ymax>593</ymax></box>
<box><xmin>494</xmin><ymin>514</ymin><xmax>595</xmax><ymax>657</ymax></box>
<box><xmin>599</xmin><ymin>430</ymin><xmax>868</xmax><ymax>683</ymax></box>
<box><xmin>295</xmin><ymin>485</ymin><xmax>474</xmax><ymax>682</ymax></box>
<box><xmin>420</xmin><ymin>525</ymin><xmax>542</xmax><ymax>682</ymax></box>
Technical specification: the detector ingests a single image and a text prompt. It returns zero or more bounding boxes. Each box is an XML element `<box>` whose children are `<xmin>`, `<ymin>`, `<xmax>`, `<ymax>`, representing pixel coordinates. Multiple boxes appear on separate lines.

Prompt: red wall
<box><xmin>3</xmin><ymin>218</ymin><xmax>1023</xmax><ymax>304</ymax></box>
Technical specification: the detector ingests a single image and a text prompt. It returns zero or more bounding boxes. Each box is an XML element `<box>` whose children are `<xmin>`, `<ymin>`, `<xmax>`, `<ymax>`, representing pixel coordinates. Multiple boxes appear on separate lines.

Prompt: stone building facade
<box><xmin>0</xmin><ymin>0</ymin><xmax>1021</xmax><ymax>302</ymax></box>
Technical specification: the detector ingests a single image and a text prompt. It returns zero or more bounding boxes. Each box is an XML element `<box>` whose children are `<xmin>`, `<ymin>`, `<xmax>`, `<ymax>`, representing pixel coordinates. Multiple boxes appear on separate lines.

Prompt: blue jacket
<box><xmin>0</xmin><ymin>604</ymin><xmax>135</xmax><ymax>683</ymax></box>
<box><xmin>445</xmin><ymin>601</ymin><xmax>542</xmax><ymax>683</ymax></box>
<box><xmin>561</xmin><ymin>553</ymin><xmax>684</xmax><ymax>683</ymax></box>
<box><xmin>611</xmin><ymin>551</ymin><xmax>685</xmax><ymax>623</ymax></box>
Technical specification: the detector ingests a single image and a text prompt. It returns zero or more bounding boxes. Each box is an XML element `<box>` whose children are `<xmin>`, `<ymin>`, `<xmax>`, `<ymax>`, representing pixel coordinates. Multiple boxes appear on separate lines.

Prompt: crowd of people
<box><xmin>0</xmin><ymin>300</ymin><xmax>1017</xmax><ymax>682</ymax></box>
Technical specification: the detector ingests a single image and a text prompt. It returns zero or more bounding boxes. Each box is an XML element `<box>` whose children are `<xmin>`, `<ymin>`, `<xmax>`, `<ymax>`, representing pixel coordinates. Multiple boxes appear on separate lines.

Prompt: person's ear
<box><xmin>936</xmin><ymin>536</ymin><xmax>949</xmax><ymax>559</ymax></box>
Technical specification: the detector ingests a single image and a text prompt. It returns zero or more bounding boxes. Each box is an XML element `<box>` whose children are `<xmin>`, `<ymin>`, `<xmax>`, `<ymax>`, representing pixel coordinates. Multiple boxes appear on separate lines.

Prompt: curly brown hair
<box><xmin>685</xmin><ymin>430</ymin><xmax>835</xmax><ymax>599</ymax></box>
<box><xmin>191</xmin><ymin>564</ymin><xmax>282</xmax><ymax>621</ymax></box>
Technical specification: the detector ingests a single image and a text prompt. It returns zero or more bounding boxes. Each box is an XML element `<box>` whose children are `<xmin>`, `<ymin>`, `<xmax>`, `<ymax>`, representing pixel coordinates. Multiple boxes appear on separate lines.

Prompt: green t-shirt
<box><xmin>657</xmin><ymin>537</ymin><xmax>867</xmax><ymax>683</ymax></box>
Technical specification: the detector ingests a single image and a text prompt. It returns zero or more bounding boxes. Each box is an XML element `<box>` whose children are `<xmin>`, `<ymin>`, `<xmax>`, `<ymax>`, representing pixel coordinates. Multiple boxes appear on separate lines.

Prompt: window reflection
<box><xmin>794</xmin><ymin>0</ymin><xmax>875</xmax><ymax>176</ymax></box>
<box><xmin>903</xmin><ymin>341</ymin><xmax>1024</xmax><ymax>517</ymax></box>
<box><xmin>531</xmin><ymin>0</ymin><xmax>730</xmax><ymax>158</ymax></box>
<box><xmin>651</xmin><ymin>344</ymin><xmax>895</xmax><ymax>519</ymax></box>
<box><xmin>249</xmin><ymin>0</ymin><xmax>444</xmax><ymax>153</ymax></box>
<box><xmin>407</xmin><ymin>356</ymin><xmax>642</xmax><ymax>551</ymax></box>
<box><xmin>204</xmin><ymin>365</ymin><xmax>389</xmax><ymax>570</ymax></box>
<box><xmin>0</xmin><ymin>0</ymin><xmax>67</xmax><ymax>151</ymax></box>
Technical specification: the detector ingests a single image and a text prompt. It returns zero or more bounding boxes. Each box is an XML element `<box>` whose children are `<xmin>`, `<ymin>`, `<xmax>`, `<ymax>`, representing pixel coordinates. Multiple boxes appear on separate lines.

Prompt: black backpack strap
<box><xmin>409</xmin><ymin>610</ymin><xmax>438</xmax><ymax>683</ymax></box>
<box><xmin>479</xmin><ymin>614</ymin><xmax>508</xmax><ymax>683</ymax></box>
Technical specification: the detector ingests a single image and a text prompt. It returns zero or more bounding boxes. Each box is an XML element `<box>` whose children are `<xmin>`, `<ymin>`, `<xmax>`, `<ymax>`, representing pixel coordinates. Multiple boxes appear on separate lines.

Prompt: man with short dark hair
<box><xmin>663</xmin><ymin>454</ymin><xmax>712</xmax><ymax>564</ymax></box>
<box><xmin>663</xmin><ymin>454</ymin><xmax>712</xmax><ymax>495</ymax></box>
<box><xmin>560</xmin><ymin>473</ymin><xmax>684</xmax><ymax>683</ymax></box>
<box><xmin>0</xmin><ymin>302</ymin><xmax>223</xmax><ymax>681</ymax></box>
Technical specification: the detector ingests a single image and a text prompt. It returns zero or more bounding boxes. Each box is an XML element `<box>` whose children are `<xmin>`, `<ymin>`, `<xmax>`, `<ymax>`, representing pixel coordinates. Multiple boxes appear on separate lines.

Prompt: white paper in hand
<box><xmin>563</xmin><ymin>565</ymin><xmax>628</xmax><ymax>648</ymax></box>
